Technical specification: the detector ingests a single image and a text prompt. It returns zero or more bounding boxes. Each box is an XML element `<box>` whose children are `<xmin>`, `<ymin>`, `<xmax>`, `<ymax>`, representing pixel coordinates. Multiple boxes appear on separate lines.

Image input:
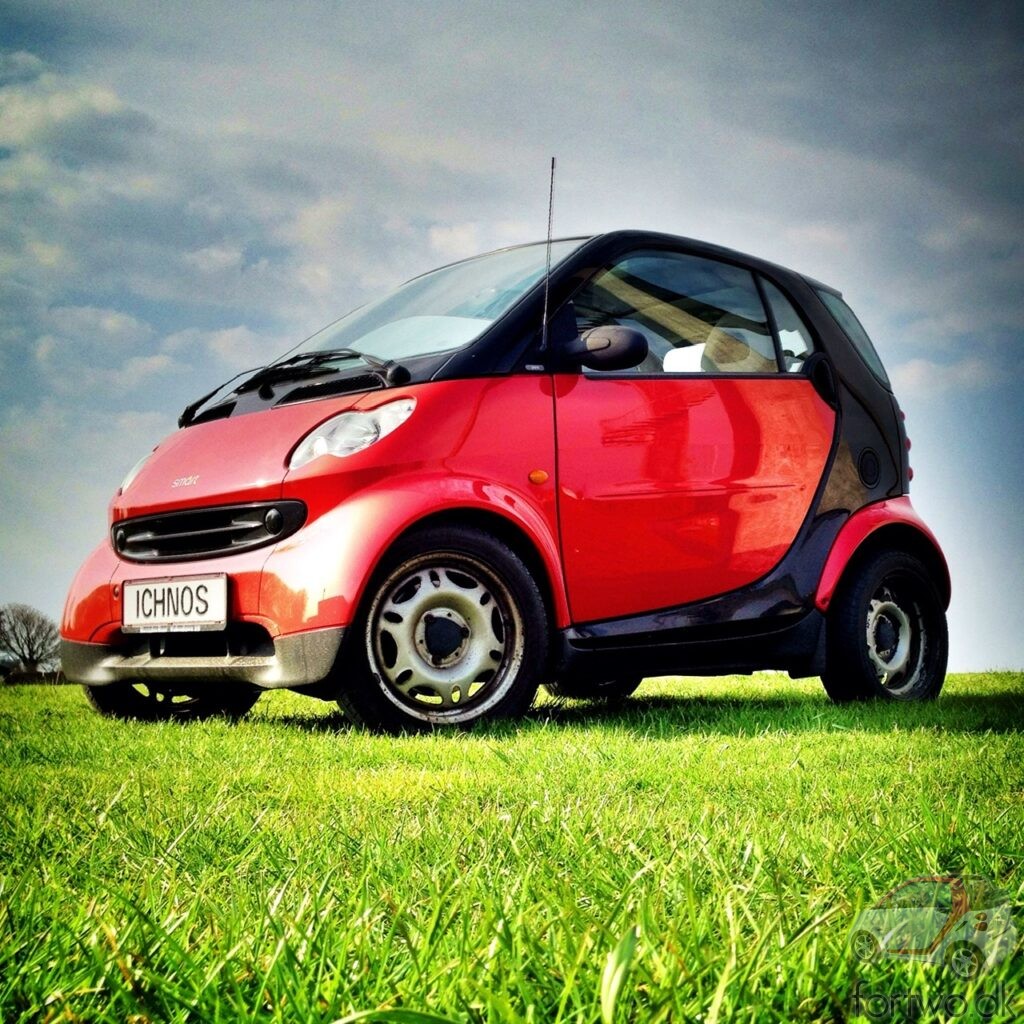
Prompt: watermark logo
<box><xmin>848</xmin><ymin>874</ymin><xmax>1017</xmax><ymax>980</ymax></box>
<box><xmin>850</xmin><ymin>981</ymin><xmax>1007</xmax><ymax>1021</ymax></box>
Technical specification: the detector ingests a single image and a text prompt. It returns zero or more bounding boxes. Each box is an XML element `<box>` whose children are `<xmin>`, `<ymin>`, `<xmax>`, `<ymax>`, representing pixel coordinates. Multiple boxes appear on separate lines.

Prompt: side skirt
<box><xmin>557</xmin><ymin>609</ymin><xmax>826</xmax><ymax>682</ymax></box>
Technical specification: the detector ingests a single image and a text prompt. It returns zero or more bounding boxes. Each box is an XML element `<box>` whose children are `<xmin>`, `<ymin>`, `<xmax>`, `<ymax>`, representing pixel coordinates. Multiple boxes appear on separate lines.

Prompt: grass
<box><xmin>1</xmin><ymin>672</ymin><xmax>1022</xmax><ymax>1023</ymax></box>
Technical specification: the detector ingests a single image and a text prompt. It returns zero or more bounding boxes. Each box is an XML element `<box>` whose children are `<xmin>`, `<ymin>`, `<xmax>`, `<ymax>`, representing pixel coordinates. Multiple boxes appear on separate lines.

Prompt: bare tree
<box><xmin>0</xmin><ymin>604</ymin><xmax>60</xmax><ymax>674</ymax></box>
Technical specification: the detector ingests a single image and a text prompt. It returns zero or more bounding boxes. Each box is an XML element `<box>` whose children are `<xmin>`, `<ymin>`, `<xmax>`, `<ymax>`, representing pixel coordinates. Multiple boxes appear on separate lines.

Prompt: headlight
<box><xmin>289</xmin><ymin>398</ymin><xmax>416</xmax><ymax>470</ymax></box>
<box><xmin>119</xmin><ymin>450</ymin><xmax>154</xmax><ymax>494</ymax></box>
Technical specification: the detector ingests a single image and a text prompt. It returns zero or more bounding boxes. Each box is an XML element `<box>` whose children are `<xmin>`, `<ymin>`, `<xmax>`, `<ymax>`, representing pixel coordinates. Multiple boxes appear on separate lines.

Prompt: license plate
<box><xmin>122</xmin><ymin>575</ymin><xmax>228</xmax><ymax>633</ymax></box>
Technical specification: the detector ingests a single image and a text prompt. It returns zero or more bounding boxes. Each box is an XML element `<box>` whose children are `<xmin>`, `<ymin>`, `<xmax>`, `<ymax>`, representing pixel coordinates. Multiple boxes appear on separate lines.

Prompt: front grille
<box><xmin>112</xmin><ymin>501</ymin><xmax>306</xmax><ymax>563</ymax></box>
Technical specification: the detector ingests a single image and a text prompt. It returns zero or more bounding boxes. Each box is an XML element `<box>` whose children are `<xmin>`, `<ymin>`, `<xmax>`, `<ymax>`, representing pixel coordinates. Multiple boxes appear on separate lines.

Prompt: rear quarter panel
<box><xmin>815</xmin><ymin>496</ymin><xmax>950</xmax><ymax>611</ymax></box>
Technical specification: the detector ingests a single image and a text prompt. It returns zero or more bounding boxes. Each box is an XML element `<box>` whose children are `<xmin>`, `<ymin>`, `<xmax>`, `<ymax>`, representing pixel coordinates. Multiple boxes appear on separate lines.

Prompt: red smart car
<box><xmin>61</xmin><ymin>231</ymin><xmax>950</xmax><ymax>731</ymax></box>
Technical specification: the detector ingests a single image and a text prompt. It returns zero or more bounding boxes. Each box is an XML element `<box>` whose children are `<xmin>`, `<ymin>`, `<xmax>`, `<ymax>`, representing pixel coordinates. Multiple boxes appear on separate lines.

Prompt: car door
<box><xmin>554</xmin><ymin>248</ymin><xmax>835</xmax><ymax>624</ymax></box>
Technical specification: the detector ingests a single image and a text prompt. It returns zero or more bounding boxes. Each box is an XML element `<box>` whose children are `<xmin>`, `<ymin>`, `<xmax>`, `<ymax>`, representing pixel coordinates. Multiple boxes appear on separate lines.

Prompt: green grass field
<box><xmin>1</xmin><ymin>673</ymin><xmax>1022</xmax><ymax>1023</ymax></box>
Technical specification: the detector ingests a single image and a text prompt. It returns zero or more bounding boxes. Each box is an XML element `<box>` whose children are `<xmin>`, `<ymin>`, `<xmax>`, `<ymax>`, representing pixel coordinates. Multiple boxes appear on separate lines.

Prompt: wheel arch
<box><xmin>815</xmin><ymin>498</ymin><xmax>951</xmax><ymax>613</ymax></box>
<box><xmin>381</xmin><ymin>506</ymin><xmax>565</xmax><ymax>633</ymax></box>
<box><xmin>261</xmin><ymin>477</ymin><xmax>570</xmax><ymax>636</ymax></box>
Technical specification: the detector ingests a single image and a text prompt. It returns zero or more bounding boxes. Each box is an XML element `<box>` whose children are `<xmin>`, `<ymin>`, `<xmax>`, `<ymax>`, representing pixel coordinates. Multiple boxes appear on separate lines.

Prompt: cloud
<box><xmin>781</xmin><ymin>222</ymin><xmax>851</xmax><ymax>250</ymax></box>
<box><xmin>183</xmin><ymin>244</ymin><xmax>245</xmax><ymax>275</ymax></box>
<box><xmin>162</xmin><ymin>324</ymin><xmax>285</xmax><ymax>372</ymax></box>
<box><xmin>428</xmin><ymin>223</ymin><xmax>482</xmax><ymax>261</ymax></box>
<box><xmin>31</xmin><ymin>304</ymin><xmax>168</xmax><ymax>395</ymax></box>
<box><xmin>889</xmin><ymin>356</ymin><xmax>1002</xmax><ymax>398</ymax></box>
<box><xmin>280</xmin><ymin>197</ymin><xmax>352</xmax><ymax>252</ymax></box>
<box><xmin>35</xmin><ymin>337</ymin><xmax>178</xmax><ymax>394</ymax></box>
<box><xmin>0</xmin><ymin>50</ymin><xmax>45</xmax><ymax>86</ymax></box>
<box><xmin>108</xmin><ymin>352</ymin><xmax>176</xmax><ymax>390</ymax></box>
<box><xmin>46</xmin><ymin>304</ymin><xmax>154</xmax><ymax>347</ymax></box>
<box><xmin>0</xmin><ymin>60</ymin><xmax>153</xmax><ymax>165</ymax></box>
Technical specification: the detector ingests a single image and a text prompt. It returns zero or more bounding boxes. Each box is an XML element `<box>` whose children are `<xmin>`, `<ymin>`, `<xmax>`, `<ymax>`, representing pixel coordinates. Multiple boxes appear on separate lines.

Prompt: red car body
<box><xmin>61</xmin><ymin>230</ymin><xmax>950</xmax><ymax>728</ymax></box>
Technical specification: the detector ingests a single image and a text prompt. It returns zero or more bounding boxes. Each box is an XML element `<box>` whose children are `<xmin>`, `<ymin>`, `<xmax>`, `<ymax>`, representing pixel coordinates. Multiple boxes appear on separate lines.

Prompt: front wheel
<box><xmin>84</xmin><ymin>681</ymin><xmax>260</xmax><ymax>721</ymax></box>
<box><xmin>336</xmin><ymin>526</ymin><xmax>549</xmax><ymax>732</ymax></box>
<box><xmin>850</xmin><ymin>930</ymin><xmax>880</xmax><ymax>963</ymax></box>
<box><xmin>822</xmin><ymin>548</ymin><xmax>948</xmax><ymax>703</ymax></box>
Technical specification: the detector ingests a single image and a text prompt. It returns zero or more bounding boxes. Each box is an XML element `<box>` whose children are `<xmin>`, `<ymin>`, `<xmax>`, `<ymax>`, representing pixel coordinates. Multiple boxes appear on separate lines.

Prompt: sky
<box><xmin>0</xmin><ymin>0</ymin><xmax>1021</xmax><ymax>670</ymax></box>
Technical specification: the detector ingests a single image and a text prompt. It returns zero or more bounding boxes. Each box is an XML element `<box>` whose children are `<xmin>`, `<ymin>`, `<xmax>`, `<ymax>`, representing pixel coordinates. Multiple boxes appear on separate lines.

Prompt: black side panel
<box><xmin>566</xmin><ymin>511</ymin><xmax>845</xmax><ymax>648</ymax></box>
<box><xmin>818</xmin><ymin>383</ymin><xmax>901</xmax><ymax>514</ymax></box>
<box><xmin>558</xmin><ymin>609</ymin><xmax>827</xmax><ymax>681</ymax></box>
<box><xmin>892</xmin><ymin>393</ymin><xmax>911</xmax><ymax>494</ymax></box>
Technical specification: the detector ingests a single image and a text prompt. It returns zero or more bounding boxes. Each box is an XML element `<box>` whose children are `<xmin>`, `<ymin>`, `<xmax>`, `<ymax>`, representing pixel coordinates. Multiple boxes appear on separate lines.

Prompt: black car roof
<box><xmin>585</xmin><ymin>230</ymin><xmax>842</xmax><ymax>296</ymax></box>
<box><xmin>413</xmin><ymin>230</ymin><xmax>843</xmax><ymax>296</ymax></box>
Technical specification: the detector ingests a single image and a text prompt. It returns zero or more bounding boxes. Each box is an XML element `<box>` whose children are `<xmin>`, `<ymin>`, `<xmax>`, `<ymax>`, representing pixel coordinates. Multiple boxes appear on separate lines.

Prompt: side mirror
<box><xmin>565</xmin><ymin>326</ymin><xmax>648</xmax><ymax>371</ymax></box>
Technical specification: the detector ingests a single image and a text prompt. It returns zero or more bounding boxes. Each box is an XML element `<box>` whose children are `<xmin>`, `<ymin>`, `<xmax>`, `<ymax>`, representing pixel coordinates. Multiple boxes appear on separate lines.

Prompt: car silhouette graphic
<box><xmin>850</xmin><ymin>875</ymin><xmax>1018</xmax><ymax>979</ymax></box>
<box><xmin>61</xmin><ymin>231</ymin><xmax>952</xmax><ymax>731</ymax></box>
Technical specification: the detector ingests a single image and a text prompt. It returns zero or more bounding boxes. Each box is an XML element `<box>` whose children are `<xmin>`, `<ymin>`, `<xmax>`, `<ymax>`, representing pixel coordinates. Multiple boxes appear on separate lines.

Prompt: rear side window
<box><xmin>761</xmin><ymin>279</ymin><xmax>815</xmax><ymax>371</ymax></box>
<box><xmin>816</xmin><ymin>289</ymin><xmax>891</xmax><ymax>386</ymax></box>
<box><xmin>574</xmin><ymin>250</ymin><xmax>778</xmax><ymax>374</ymax></box>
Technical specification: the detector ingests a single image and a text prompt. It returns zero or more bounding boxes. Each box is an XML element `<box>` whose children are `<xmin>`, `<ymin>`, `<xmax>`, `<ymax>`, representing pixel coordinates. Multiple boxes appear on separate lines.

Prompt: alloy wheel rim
<box><xmin>949</xmin><ymin>947</ymin><xmax>979</xmax><ymax>978</ymax></box>
<box><xmin>368</xmin><ymin>554</ymin><xmax>524</xmax><ymax>720</ymax></box>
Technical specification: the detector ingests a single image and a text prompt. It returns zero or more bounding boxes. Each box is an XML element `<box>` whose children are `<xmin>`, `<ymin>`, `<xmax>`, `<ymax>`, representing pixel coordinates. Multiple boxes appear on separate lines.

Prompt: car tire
<box><xmin>822</xmin><ymin>548</ymin><xmax>947</xmax><ymax>703</ymax></box>
<box><xmin>544</xmin><ymin>678</ymin><xmax>643</xmax><ymax>702</ymax></box>
<box><xmin>850</xmin><ymin>930</ymin><xmax>880</xmax><ymax>962</ymax></box>
<box><xmin>944</xmin><ymin>942</ymin><xmax>984</xmax><ymax>980</ymax></box>
<box><xmin>84</xmin><ymin>681</ymin><xmax>260</xmax><ymax>722</ymax></box>
<box><xmin>336</xmin><ymin>525</ymin><xmax>549</xmax><ymax>733</ymax></box>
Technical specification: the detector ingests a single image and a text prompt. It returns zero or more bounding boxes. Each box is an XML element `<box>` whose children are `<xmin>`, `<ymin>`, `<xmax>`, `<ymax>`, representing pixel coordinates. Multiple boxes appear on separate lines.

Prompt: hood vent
<box><xmin>275</xmin><ymin>374</ymin><xmax>384</xmax><ymax>406</ymax></box>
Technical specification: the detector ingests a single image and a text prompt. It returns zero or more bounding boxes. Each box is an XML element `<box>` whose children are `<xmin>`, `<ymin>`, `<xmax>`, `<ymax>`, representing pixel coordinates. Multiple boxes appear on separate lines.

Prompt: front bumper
<box><xmin>61</xmin><ymin>626</ymin><xmax>345</xmax><ymax>690</ymax></box>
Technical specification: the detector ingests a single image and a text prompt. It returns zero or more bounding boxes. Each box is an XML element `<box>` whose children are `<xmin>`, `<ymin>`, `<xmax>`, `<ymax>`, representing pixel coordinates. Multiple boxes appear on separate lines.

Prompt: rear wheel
<box><xmin>545</xmin><ymin>678</ymin><xmax>643</xmax><ymax>702</ymax></box>
<box><xmin>822</xmin><ymin>548</ymin><xmax>947</xmax><ymax>703</ymax></box>
<box><xmin>84</xmin><ymin>681</ymin><xmax>260</xmax><ymax>721</ymax></box>
<box><xmin>336</xmin><ymin>526</ymin><xmax>548</xmax><ymax>732</ymax></box>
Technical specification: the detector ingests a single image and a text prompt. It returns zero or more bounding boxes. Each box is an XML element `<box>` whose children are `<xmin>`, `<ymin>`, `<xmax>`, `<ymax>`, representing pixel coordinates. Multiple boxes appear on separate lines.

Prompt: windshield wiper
<box><xmin>235</xmin><ymin>348</ymin><xmax>410</xmax><ymax>395</ymax></box>
<box><xmin>233</xmin><ymin>349</ymin><xmax>357</xmax><ymax>394</ymax></box>
<box><xmin>179</xmin><ymin>349</ymin><xmax>412</xmax><ymax>426</ymax></box>
<box><xmin>296</xmin><ymin>347</ymin><xmax>411</xmax><ymax>383</ymax></box>
<box><xmin>340</xmin><ymin>348</ymin><xmax>411</xmax><ymax>385</ymax></box>
<box><xmin>178</xmin><ymin>368</ymin><xmax>257</xmax><ymax>428</ymax></box>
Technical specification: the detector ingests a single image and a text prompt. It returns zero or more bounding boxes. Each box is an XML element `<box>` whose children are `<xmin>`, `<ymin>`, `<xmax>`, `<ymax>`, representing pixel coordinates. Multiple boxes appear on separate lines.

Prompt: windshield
<box><xmin>286</xmin><ymin>239</ymin><xmax>586</xmax><ymax>364</ymax></box>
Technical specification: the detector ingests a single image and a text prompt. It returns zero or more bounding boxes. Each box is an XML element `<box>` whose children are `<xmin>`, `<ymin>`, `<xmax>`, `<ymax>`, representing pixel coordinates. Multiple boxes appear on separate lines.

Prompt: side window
<box><xmin>816</xmin><ymin>288</ymin><xmax>891</xmax><ymax>386</ymax></box>
<box><xmin>574</xmin><ymin>250</ymin><xmax>778</xmax><ymax>374</ymax></box>
<box><xmin>761</xmin><ymin>279</ymin><xmax>816</xmax><ymax>371</ymax></box>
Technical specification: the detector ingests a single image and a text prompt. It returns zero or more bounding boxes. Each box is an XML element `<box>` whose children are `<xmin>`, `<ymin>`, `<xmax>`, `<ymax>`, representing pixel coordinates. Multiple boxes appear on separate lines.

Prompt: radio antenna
<box><xmin>539</xmin><ymin>156</ymin><xmax>556</xmax><ymax>353</ymax></box>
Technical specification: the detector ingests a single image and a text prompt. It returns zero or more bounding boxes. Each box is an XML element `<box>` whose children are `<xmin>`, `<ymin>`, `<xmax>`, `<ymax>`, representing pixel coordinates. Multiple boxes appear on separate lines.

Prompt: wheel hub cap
<box><xmin>867</xmin><ymin>598</ymin><xmax>911</xmax><ymax>677</ymax></box>
<box><xmin>417</xmin><ymin>609</ymin><xmax>470</xmax><ymax>666</ymax></box>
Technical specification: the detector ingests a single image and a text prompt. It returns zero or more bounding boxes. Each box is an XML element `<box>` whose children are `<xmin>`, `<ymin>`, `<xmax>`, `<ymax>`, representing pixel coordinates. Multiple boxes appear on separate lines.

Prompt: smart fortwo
<box><xmin>61</xmin><ymin>231</ymin><xmax>950</xmax><ymax>731</ymax></box>
<box><xmin>850</xmin><ymin>876</ymin><xmax>1017</xmax><ymax>979</ymax></box>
